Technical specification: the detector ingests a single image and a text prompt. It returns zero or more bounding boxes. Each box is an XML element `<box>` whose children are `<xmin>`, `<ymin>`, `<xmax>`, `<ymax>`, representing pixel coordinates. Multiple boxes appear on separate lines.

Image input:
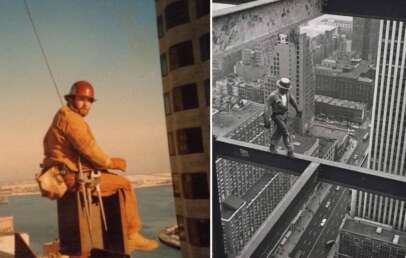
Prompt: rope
<box><xmin>23</xmin><ymin>0</ymin><xmax>64</xmax><ymax>106</ymax></box>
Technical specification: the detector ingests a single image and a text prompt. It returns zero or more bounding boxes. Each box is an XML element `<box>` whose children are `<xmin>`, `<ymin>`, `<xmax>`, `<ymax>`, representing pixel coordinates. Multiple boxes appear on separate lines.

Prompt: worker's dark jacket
<box><xmin>42</xmin><ymin>105</ymin><xmax>112</xmax><ymax>172</ymax></box>
<box><xmin>264</xmin><ymin>89</ymin><xmax>296</xmax><ymax>120</ymax></box>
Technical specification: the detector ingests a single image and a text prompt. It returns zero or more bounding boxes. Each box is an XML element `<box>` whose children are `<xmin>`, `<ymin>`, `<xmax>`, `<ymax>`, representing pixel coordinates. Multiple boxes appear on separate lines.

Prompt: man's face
<box><xmin>72</xmin><ymin>96</ymin><xmax>93</xmax><ymax>116</ymax></box>
<box><xmin>279</xmin><ymin>88</ymin><xmax>288</xmax><ymax>95</ymax></box>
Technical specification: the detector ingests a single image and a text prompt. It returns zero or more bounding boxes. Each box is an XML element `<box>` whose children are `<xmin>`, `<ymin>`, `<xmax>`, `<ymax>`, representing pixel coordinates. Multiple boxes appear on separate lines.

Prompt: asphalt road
<box><xmin>289</xmin><ymin>185</ymin><xmax>351</xmax><ymax>258</ymax></box>
<box><xmin>289</xmin><ymin>122</ymin><xmax>370</xmax><ymax>258</ymax></box>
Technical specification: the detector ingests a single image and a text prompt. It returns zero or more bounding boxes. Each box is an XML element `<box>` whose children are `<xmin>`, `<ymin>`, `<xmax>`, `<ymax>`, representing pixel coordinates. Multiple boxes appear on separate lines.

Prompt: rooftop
<box><xmin>342</xmin><ymin>217</ymin><xmax>406</xmax><ymax>248</ymax></box>
<box><xmin>300</xmin><ymin>24</ymin><xmax>336</xmax><ymax>38</ymax></box>
<box><xmin>315</xmin><ymin>94</ymin><xmax>366</xmax><ymax>110</ymax></box>
<box><xmin>316</xmin><ymin>60</ymin><xmax>374</xmax><ymax>81</ymax></box>
<box><xmin>291</xmin><ymin>134</ymin><xmax>319</xmax><ymax>155</ymax></box>
<box><xmin>310</xmin><ymin>123</ymin><xmax>348</xmax><ymax>142</ymax></box>
<box><xmin>340</xmin><ymin>60</ymin><xmax>372</xmax><ymax>79</ymax></box>
<box><xmin>213</xmin><ymin>101</ymin><xmax>264</xmax><ymax>137</ymax></box>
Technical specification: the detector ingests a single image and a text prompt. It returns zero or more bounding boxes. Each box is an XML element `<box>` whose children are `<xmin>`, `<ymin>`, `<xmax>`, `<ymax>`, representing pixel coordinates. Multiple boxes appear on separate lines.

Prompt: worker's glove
<box><xmin>110</xmin><ymin>157</ymin><xmax>127</xmax><ymax>172</ymax></box>
<box><xmin>63</xmin><ymin>173</ymin><xmax>77</xmax><ymax>191</ymax></box>
<box><xmin>296</xmin><ymin>110</ymin><xmax>302</xmax><ymax>118</ymax></box>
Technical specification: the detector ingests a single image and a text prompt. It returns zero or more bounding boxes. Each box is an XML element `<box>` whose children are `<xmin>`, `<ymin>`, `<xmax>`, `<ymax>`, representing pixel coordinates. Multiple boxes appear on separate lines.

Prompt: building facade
<box><xmin>267</xmin><ymin>31</ymin><xmax>316</xmax><ymax>135</ymax></box>
<box><xmin>155</xmin><ymin>1</ymin><xmax>209</xmax><ymax>257</ymax></box>
<box><xmin>338</xmin><ymin>217</ymin><xmax>406</xmax><ymax>258</ymax></box>
<box><xmin>352</xmin><ymin>17</ymin><xmax>380</xmax><ymax>63</ymax></box>
<box><xmin>220</xmin><ymin>170</ymin><xmax>290</xmax><ymax>257</ymax></box>
<box><xmin>315</xmin><ymin>95</ymin><xmax>366</xmax><ymax>124</ymax></box>
<box><xmin>315</xmin><ymin>61</ymin><xmax>375</xmax><ymax>107</ymax></box>
<box><xmin>351</xmin><ymin>20</ymin><xmax>406</xmax><ymax>231</ymax></box>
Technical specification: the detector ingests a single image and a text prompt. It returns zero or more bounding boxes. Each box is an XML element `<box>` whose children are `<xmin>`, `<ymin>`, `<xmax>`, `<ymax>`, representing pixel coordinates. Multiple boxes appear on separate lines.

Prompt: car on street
<box><xmin>336</xmin><ymin>186</ymin><xmax>340</xmax><ymax>191</ymax></box>
<box><xmin>325</xmin><ymin>240</ymin><xmax>335</xmax><ymax>248</ymax></box>
<box><xmin>325</xmin><ymin>201</ymin><xmax>331</xmax><ymax>208</ymax></box>
<box><xmin>320</xmin><ymin>218</ymin><xmax>327</xmax><ymax>227</ymax></box>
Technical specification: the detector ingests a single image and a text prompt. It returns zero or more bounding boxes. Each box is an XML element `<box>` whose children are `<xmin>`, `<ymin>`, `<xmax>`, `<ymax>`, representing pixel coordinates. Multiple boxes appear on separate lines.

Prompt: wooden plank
<box><xmin>57</xmin><ymin>191</ymin><xmax>103</xmax><ymax>257</ymax></box>
<box><xmin>102</xmin><ymin>190</ymin><xmax>129</xmax><ymax>254</ymax></box>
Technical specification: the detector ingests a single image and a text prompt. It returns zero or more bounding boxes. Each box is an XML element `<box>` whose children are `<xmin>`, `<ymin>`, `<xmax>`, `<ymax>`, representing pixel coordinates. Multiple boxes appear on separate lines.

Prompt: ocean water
<box><xmin>0</xmin><ymin>186</ymin><xmax>181</xmax><ymax>258</ymax></box>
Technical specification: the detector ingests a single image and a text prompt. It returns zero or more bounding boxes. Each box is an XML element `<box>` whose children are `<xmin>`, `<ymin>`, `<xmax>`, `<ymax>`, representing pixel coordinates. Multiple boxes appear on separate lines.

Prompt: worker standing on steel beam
<box><xmin>41</xmin><ymin>81</ymin><xmax>159</xmax><ymax>252</ymax></box>
<box><xmin>264</xmin><ymin>77</ymin><xmax>302</xmax><ymax>157</ymax></box>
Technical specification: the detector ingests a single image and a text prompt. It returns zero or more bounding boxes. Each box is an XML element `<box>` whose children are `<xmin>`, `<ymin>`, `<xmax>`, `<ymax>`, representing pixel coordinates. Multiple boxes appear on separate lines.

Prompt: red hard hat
<box><xmin>64</xmin><ymin>81</ymin><xmax>96</xmax><ymax>102</ymax></box>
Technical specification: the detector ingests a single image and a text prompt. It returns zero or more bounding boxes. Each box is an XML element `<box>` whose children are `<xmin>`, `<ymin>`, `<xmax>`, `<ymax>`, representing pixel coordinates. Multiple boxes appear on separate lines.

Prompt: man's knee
<box><xmin>278</xmin><ymin>127</ymin><xmax>289</xmax><ymax>137</ymax></box>
<box><xmin>101</xmin><ymin>173</ymin><xmax>132</xmax><ymax>191</ymax></box>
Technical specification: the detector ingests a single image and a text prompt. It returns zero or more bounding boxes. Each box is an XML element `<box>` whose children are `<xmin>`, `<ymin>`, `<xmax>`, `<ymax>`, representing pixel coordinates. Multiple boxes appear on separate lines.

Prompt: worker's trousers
<box><xmin>99</xmin><ymin>172</ymin><xmax>141</xmax><ymax>236</ymax></box>
<box><xmin>270</xmin><ymin>113</ymin><xmax>293</xmax><ymax>151</ymax></box>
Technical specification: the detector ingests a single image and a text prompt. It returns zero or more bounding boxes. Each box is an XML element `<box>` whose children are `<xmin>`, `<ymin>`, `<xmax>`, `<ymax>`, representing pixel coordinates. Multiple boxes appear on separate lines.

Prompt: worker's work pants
<box><xmin>270</xmin><ymin>113</ymin><xmax>293</xmax><ymax>151</ymax></box>
<box><xmin>99</xmin><ymin>172</ymin><xmax>141</xmax><ymax>236</ymax></box>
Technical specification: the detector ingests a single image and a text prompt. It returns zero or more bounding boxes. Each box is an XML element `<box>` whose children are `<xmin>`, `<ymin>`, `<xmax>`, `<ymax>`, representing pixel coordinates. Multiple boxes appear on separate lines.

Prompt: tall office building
<box><xmin>351</xmin><ymin>20</ymin><xmax>406</xmax><ymax>230</ymax></box>
<box><xmin>352</xmin><ymin>17</ymin><xmax>380</xmax><ymax>63</ymax></box>
<box><xmin>267</xmin><ymin>30</ymin><xmax>315</xmax><ymax>134</ymax></box>
<box><xmin>155</xmin><ymin>1</ymin><xmax>209</xmax><ymax>257</ymax></box>
<box><xmin>213</xmin><ymin>102</ymin><xmax>292</xmax><ymax>257</ymax></box>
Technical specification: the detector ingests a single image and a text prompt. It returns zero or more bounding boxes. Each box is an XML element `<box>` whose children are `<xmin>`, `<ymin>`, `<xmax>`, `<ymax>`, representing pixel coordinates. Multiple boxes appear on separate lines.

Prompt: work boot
<box><xmin>269</xmin><ymin>144</ymin><xmax>277</xmax><ymax>153</ymax></box>
<box><xmin>128</xmin><ymin>232</ymin><xmax>159</xmax><ymax>252</ymax></box>
<box><xmin>287</xmin><ymin>144</ymin><xmax>295</xmax><ymax>157</ymax></box>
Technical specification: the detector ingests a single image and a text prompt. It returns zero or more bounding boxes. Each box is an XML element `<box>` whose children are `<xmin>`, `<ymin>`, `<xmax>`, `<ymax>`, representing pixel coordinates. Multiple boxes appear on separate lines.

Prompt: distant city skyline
<box><xmin>0</xmin><ymin>1</ymin><xmax>170</xmax><ymax>182</ymax></box>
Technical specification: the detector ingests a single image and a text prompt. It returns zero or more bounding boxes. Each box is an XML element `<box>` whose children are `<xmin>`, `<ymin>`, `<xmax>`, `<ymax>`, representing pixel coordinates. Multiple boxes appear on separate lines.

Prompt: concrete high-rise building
<box><xmin>155</xmin><ymin>1</ymin><xmax>209</xmax><ymax>257</ymax></box>
<box><xmin>337</xmin><ymin>217</ymin><xmax>406</xmax><ymax>258</ymax></box>
<box><xmin>315</xmin><ymin>60</ymin><xmax>375</xmax><ymax>107</ymax></box>
<box><xmin>267</xmin><ymin>30</ymin><xmax>315</xmax><ymax>134</ymax></box>
<box><xmin>352</xmin><ymin>17</ymin><xmax>380</xmax><ymax>63</ymax></box>
<box><xmin>351</xmin><ymin>20</ymin><xmax>406</xmax><ymax>230</ymax></box>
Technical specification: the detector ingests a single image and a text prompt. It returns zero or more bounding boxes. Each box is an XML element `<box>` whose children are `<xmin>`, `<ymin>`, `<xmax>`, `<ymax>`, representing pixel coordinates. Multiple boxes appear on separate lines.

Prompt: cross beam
<box><xmin>213</xmin><ymin>137</ymin><xmax>406</xmax><ymax>257</ymax></box>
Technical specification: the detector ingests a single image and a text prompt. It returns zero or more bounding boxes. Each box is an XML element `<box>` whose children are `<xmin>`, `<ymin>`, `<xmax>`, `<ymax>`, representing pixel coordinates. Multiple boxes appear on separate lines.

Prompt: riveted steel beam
<box><xmin>215</xmin><ymin>137</ymin><xmax>406</xmax><ymax>200</ymax></box>
<box><xmin>212</xmin><ymin>0</ymin><xmax>323</xmax><ymax>55</ymax></box>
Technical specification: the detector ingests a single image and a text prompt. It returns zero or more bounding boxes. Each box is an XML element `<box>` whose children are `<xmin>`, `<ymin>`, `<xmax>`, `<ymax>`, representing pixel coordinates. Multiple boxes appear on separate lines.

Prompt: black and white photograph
<box><xmin>212</xmin><ymin>1</ymin><xmax>406</xmax><ymax>258</ymax></box>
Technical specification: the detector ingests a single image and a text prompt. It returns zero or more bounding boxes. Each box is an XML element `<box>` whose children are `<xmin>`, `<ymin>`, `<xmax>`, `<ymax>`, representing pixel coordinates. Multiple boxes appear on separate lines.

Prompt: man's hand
<box><xmin>296</xmin><ymin>110</ymin><xmax>302</xmax><ymax>118</ymax></box>
<box><xmin>110</xmin><ymin>157</ymin><xmax>127</xmax><ymax>172</ymax></box>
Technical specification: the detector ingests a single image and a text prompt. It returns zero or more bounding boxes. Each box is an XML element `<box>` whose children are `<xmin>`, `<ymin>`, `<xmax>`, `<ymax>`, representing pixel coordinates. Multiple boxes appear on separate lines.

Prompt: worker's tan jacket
<box><xmin>42</xmin><ymin>105</ymin><xmax>111</xmax><ymax>172</ymax></box>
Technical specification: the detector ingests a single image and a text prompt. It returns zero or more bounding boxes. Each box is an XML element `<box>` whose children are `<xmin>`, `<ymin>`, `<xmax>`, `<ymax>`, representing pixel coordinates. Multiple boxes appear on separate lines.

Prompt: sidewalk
<box><xmin>273</xmin><ymin>183</ymin><xmax>332</xmax><ymax>258</ymax></box>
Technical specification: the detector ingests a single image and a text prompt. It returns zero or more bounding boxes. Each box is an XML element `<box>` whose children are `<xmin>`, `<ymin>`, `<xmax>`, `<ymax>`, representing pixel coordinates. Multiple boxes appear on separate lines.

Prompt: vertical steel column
<box><xmin>212</xmin><ymin>137</ymin><xmax>227</xmax><ymax>258</ymax></box>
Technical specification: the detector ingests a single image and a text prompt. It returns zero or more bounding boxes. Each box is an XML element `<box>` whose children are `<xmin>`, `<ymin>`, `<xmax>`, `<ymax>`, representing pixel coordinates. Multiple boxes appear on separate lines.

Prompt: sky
<box><xmin>0</xmin><ymin>0</ymin><xmax>170</xmax><ymax>182</ymax></box>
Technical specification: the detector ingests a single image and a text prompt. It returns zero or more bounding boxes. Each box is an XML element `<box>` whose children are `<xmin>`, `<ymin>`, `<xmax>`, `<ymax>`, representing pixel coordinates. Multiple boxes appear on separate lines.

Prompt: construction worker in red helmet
<box><xmin>264</xmin><ymin>77</ymin><xmax>302</xmax><ymax>157</ymax></box>
<box><xmin>42</xmin><ymin>80</ymin><xmax>159</xmax><ymax>252</ymax></box>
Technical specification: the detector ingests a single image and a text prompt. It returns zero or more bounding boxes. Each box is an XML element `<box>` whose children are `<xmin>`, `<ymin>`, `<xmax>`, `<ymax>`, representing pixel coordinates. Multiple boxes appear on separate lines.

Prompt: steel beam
<box><xmin>212</xmin><ymin>0</ymin><xmax>323</xmax><ymax>54</ymax></box>
<box><xmin>214</xmin><ymin>137</ymin><xmax>406</xmax><ymax>257</ymax></box>
<box><xmin>215</xmin><ymin>137</ymin><xmax>406</xmax><ymax>200</ymax></box>
<box><xmin>215</xmin><ymin>137</ymin><xmax>311</xmax><ymax>175</ymax></box>
<box><xmin>238</xmin><ymin>162</ymin><xmax>320</xmax><ymax>258</ymax></box>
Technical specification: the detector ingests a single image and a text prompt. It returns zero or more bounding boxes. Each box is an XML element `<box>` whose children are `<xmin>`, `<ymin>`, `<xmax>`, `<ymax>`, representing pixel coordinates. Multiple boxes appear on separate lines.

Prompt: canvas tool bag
<box><xmin>36</xmin><ymin>166</ymin><xmax>68</xmax><ymax>200</ymax></box>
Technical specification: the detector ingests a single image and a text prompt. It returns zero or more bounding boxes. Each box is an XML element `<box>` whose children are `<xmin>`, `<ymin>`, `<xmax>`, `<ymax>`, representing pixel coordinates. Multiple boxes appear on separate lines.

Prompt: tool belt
<box><xmin>36</xmin><ymin>164</ymin><xmax>68</xmax><ymax>200</ymax></box>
